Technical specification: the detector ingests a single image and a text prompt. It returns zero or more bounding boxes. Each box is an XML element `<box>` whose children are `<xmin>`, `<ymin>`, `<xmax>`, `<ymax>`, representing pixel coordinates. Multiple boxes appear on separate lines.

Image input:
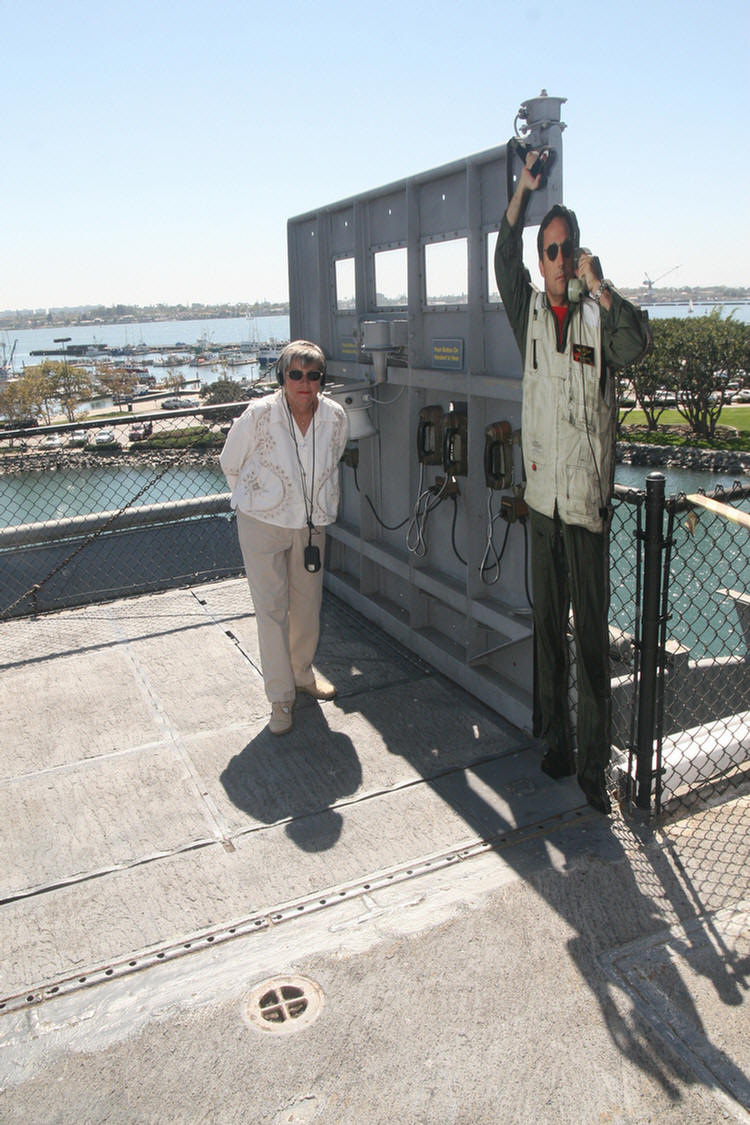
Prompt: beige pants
<box><xmin>236</xmin><ymin>512</ymin><xmax>325</xmax><ymax>703</ymax></box>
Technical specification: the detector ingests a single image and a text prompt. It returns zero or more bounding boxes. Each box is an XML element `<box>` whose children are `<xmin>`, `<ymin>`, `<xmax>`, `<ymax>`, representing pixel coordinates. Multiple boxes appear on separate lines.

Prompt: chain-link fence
<box><xmin>609</xmin><ymin>484</ymin><xmax>645</xmax><ymax>784</ymax></box>
<box><xmin>0</xmin><ymin>401</ymin><xmax>249</xmax><ymax>618</ymax></box>
<box><xmin>609</xmin><ymin>476</ymin><xmax>750</xmax><ymax>815</ymax></box>
<box><xmin>2</xmin><ymin>407</ymin><xmax>748</xmax><ymax>817</ymax></box>
<box><xmin>657</xmin><ymin>483</ymin><xmax>750</xmax><ymax>811</ymax></box>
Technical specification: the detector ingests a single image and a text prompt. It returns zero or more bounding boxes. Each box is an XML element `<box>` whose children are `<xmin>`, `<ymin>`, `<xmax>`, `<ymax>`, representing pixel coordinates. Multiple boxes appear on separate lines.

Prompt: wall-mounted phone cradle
<box><xmin>443</xmin><ymin>404</ymin><xmax>468</xmax><ymax>477</ymax></box>
<box><xmin>417</xmin><ymin>403</ymin><xmax>468</xmax><ymax>475</ymax></box>
<box><xmin>484</xmin><ymin>421</ymin><xmax>513</xmax><ymax>489</ymax></box>
<box><xmin>417</xmin><ymin>405</ymin><xmax>444</xmax><ymax>466</ymax></box>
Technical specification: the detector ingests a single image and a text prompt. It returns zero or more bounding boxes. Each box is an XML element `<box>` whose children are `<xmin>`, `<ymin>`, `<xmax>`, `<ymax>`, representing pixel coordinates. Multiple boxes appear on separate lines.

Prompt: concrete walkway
<box><xmin>1</xmin><ymin>580</ymin><xmax>748</xmax><ymax>1123</ymax></box>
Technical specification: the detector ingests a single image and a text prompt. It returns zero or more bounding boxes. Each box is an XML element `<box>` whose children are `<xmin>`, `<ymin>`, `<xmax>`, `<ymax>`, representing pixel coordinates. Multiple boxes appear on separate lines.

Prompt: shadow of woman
<box><xmin>219</xmin><ymin>703</ymin><xmax>362</xmax><ymax>852</ymax></box>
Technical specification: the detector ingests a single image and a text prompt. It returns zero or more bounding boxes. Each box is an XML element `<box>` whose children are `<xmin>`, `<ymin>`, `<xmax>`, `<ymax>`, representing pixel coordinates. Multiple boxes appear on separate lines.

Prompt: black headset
<box><xmin>276</xmin><ymin>343</ymin><xmax>326</xmax><ymax>388</ymax></box>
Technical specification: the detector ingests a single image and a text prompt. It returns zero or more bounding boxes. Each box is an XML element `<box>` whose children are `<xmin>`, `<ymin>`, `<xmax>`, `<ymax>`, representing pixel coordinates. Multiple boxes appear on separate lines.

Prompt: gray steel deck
<box><xmin>1</xmin><ymin>580</ymin><xmax>748</xmax><ymax>1123</ymax></box>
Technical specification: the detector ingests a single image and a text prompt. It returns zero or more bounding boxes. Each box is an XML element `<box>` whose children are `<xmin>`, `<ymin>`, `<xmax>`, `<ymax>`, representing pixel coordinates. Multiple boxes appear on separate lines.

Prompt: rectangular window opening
<box><xmin>335</xmin><ymin>258</ymin><xmax>356</xmax><ymax>310</ymax></box>
<box><xmin>374</xmin><ymin>247</ymin><xmax>408</xmax><ymax>308</ymax></box>
<box><xmin>425</xmin><ymin>238</ymin><xmax>468</xmax><ymax>306</ymax></box>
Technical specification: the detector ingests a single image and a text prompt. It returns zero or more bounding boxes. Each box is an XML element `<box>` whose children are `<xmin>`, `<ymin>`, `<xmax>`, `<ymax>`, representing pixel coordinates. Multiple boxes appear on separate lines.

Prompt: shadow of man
<box><xmin>335</xmin><ymin>679</ymin><xmax>750</xmax><ymax>1109</ymax></box>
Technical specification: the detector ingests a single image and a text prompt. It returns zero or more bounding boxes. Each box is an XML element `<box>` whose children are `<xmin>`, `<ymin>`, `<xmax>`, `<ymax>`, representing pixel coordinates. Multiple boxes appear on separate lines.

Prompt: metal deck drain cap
<box><xmin>243</xmin><ymin>975</ymin><xmax>324</xmax><ymax>1035</ymax></box>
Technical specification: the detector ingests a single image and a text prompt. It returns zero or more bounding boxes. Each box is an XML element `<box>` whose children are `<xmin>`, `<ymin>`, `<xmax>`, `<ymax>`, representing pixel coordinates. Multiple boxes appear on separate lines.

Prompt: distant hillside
<box><xmin>0</xmin><ymin>301</ymin><xmax>290</xmax><ymax>331</ymax></box>
<box><xmin>2</xmin><ymin>287</ymin><xmax>749</xmax><ymax>331</ymax></box>
<box><xmin>619</xmin><ymin>286</ymin><xmax>750</xmax><ymax>306</ymax></box>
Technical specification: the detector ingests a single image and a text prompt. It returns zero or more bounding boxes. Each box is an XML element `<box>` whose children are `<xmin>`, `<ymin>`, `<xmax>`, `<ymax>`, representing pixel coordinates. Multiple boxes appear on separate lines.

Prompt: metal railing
<box><xmin>2</xmin><ymin>407</ymin><xmax>748</xmax><ymax>816</ymax></box>
<box><xmin>0</xmin><ymin>401</ymin><xmax>249</xmax><ymax>617</ymax></box>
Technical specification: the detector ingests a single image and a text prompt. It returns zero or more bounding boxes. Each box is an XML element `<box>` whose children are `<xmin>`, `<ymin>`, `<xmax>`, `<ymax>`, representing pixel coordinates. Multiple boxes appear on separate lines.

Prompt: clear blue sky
<box><xmin>3</xmin><ymin>0</ymin><xmax>748</xmax><ymax>310</ymax></box>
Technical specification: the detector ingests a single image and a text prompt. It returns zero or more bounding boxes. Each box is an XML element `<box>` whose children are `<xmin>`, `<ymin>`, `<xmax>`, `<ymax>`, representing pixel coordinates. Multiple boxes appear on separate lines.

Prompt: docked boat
<box><xmin>222</xmin><ymin>349</ymin><xmax>257</xmax><ymax>367</ymax></box>
<box><xmin>152</xmin><ymin>354</ymin><xmax>190</xmax><ymax>368</ymax></box>
<box><xmin>256</xmin><ymin>342</ymin><xmax>283</xmax><ymax>365</ymax></box>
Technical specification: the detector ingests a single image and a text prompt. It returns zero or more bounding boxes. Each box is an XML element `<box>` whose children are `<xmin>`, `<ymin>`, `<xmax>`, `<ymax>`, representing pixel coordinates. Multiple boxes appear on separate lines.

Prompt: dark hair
<box><xmin>537</xmin><ymin>204</ymin><xmax>580</xmax><ymax>260</ymax></box>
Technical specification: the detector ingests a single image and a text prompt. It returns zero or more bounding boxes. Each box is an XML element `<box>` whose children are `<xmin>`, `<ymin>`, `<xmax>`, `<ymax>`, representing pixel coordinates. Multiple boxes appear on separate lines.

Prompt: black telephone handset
<box><xmin>484</xmin><ymin>421</ymin><xmax>513</xmax><ymax>489</ymax></box>
<box><xmin>528</xmin><ymin>148</ymin><xmax>554</xmax><ymax>180</ymax></box>
<box><xmin>508</xmin><ymin>137</ymin><xmax>556</xmax><ymax>187</ymax></box>
<box><xmin>442</xmin><ymin>408</ymin><xmax>468</xmax><ymax>477</ymax></box>
<box><xmin>417</xmin><ymin>405</ymin><xmax>444</xmax><ymax>466</ymax></box>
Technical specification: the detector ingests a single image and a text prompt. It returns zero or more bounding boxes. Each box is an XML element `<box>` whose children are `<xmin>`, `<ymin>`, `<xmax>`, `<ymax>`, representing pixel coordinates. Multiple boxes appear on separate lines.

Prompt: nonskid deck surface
<box><xmin>2</xmin><ymin>580</ymin><xmax>750</xmax><ymax>1122</ymax></box>
<box><xmin>0</xmin><ymin>579</ymin><xmax>575</xmax><ymax>1002</ymax></box>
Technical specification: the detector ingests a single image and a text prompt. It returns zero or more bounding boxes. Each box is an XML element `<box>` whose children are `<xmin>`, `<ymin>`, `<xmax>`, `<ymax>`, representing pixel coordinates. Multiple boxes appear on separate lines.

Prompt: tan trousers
<box><xmin>236</xmin><ymin>512</ymin><xmax>325</xmax><ymax>703</ymax></box>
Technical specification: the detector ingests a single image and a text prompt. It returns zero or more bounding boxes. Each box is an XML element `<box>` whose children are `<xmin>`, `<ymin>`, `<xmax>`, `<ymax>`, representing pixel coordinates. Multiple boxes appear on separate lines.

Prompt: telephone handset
<box><xmin>508</xmin><ymin>137</ymin><xmax>556</xmax><ymax>186</ymax></box>
<box><xmin>417</xmin><ymin>405</ymin><xmax>444</xmax><ymax>466</ymax></box>
<box><xmin>484</xmin><ymin>421</ymin><xmax>513</xmax><ymax>489</ymax></box>
<box><xmin>568</xmin><ymin>248</ymin><xmax>603</xmax><ymax>304</ymax></box>
<box><xmin>528</xmin><ymin>148</ymin><xmax>555</xmax><ymax>181</ymax></box>
<box><xmin>443</xmin><ymin>407</ymin><xmax>468</xmax><ymax>477</ymax></box>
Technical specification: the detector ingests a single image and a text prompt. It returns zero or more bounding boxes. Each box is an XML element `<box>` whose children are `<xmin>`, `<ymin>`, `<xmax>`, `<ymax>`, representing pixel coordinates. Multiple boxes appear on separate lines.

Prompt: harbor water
<box><xmin>3</xmin><ymin>303</ymin><xmax>749</xmax><ymax>376</ymax></box>
<box><xmin>2</xmin><ymin>455</ymin><xmax>744</xmax><ymax>532</ymax></box>
<box><xmin>2</xmin><ymin>457</ymin><xmax>745</xmax><ymax>661</ymax></box>
<box><xmin>2</xmin><ymin>308</ymin><xmax>747</xmax><ymax>659</ymax></box>
<box><xmin>3</xmin><ymin>314</ymin><xmax>291</xmax><ymax>375</ymax></box>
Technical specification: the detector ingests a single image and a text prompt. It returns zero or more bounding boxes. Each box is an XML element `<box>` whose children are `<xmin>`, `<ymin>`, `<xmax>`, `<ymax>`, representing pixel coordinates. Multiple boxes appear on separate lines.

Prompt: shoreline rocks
<box><xmin>2</xmin><ymin>444</ymin><xmax>750</xmax><ymax>477</ymax></box>
<box><xmin>0</xmin><ymin>449</ymin><xmax>223</xmax><ymax>474</ymax></box>
<box><xmin>616</xmin><ymin>442</ymin><xmax>750</xmax><ymax>476</ymax></box>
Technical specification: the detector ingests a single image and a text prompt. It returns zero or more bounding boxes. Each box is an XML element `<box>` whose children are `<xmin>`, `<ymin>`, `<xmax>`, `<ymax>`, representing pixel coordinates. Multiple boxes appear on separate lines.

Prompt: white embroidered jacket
<box><xmin>219</xmin><ymin>389</ymin><xmax>349</xmax><ymax>528</ymax></box>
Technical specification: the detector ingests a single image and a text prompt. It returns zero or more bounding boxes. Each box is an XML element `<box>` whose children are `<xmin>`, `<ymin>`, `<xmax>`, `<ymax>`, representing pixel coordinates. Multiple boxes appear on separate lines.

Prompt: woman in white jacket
<box><xmin>220</xmin><ymin>340</ymin><xmax>349</xmax><ymax>734</ymax></box>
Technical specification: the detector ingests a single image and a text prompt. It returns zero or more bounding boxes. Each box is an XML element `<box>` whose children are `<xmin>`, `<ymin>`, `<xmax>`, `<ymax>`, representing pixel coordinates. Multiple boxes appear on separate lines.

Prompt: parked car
<box><xmin>734</xmin><ymin>388</ymin><xmax>750</xmax><ymax>403</ymax></box>
<box><xmin>161</xmin><ymin>397</ymin><xmax>182</xmax><ymax>410</ymax></box>
<box><xmin>40</xmin><ymin>433</ymin><xmax>64</xmax><ymax>449</ymax></box>
<box><xmin>179</xmin><ymin>398</ymin><xmax>200</xmax><ymax>409</ymax></box>
<box><xmin>94</xmin><ymin>428</ymin><xmax>117</xmax><ymax>445</ymax></box>
<box><xmin>68</xmin><ymin>429</ymin><xmax>88</xmax><ymax>446</ymax></box>
<box><xmin>129</xmin><ymin>420</ymin><xmax>153</xmax><ymax>441</ymax></box>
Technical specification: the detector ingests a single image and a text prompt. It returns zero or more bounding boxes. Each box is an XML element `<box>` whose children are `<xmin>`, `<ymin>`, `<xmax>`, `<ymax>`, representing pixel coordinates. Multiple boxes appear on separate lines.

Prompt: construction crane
<box><xmin>642</xmin><ymin>265</ymin><xmax>680</xmax><ymax>294</ymax></box>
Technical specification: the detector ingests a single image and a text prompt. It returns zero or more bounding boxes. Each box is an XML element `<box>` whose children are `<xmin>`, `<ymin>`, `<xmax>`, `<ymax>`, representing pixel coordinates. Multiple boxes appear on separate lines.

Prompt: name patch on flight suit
<box><xmin>573</xmin><ymin>344</ymin><xmax>596</xmax><ymax>366</ymax></box>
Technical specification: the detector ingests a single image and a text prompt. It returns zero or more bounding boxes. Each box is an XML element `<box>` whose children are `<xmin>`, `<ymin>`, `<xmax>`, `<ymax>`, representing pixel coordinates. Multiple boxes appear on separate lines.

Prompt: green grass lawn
<box><xmin>620</xmin><ymin>404</ymin><xmax>750</xmax><ymax>450</ymax></box>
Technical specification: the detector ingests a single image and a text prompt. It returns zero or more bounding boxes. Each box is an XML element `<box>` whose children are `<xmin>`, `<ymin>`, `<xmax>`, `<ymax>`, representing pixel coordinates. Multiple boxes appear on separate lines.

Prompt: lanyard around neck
<box><xmin>284</xmin><ymin>397</ymin><xmax>316</xmax><ymax>532</ymax></box>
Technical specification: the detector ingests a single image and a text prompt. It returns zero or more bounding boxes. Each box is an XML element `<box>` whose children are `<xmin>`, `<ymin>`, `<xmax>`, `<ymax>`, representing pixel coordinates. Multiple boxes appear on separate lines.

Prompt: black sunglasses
<box><xmin>286</xmin><ymin>368</ymin><xmax>322</xmax><ymax>382</ymax></box>
<box><xmin>544</xmin><ymin>239</ymin><xmax>574</xmax><ymax>262</ymax></box>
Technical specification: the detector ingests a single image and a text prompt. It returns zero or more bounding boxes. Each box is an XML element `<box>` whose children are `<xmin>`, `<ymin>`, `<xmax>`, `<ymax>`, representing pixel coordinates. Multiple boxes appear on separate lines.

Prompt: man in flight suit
<box><xmin>495</xmin><ymin>151</ymin><xmax>650</xmax><ymax>813</ymax></box>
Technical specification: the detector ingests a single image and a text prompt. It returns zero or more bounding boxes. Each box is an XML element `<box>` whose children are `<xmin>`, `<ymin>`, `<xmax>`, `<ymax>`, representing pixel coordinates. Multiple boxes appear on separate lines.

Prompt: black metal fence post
<box><xmin>634</xmin><ymin>471</ymin><xmax>666</xmax><ymax>810</ymax></box>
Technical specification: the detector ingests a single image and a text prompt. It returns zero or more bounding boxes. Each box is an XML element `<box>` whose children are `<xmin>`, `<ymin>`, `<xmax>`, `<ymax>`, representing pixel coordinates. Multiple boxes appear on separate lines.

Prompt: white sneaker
<box><xmin>269</xmin><ymin>702</ymin><xmax>293</xmax><ymax>735</ymax></box>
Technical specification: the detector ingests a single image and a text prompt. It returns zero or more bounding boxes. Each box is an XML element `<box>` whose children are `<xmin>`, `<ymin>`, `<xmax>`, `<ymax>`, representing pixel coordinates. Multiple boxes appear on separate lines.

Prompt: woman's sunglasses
<box><xmin>286</xmin><ymin>369</ymin><xmax>323</xmax><ymax>382</ymax></box>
